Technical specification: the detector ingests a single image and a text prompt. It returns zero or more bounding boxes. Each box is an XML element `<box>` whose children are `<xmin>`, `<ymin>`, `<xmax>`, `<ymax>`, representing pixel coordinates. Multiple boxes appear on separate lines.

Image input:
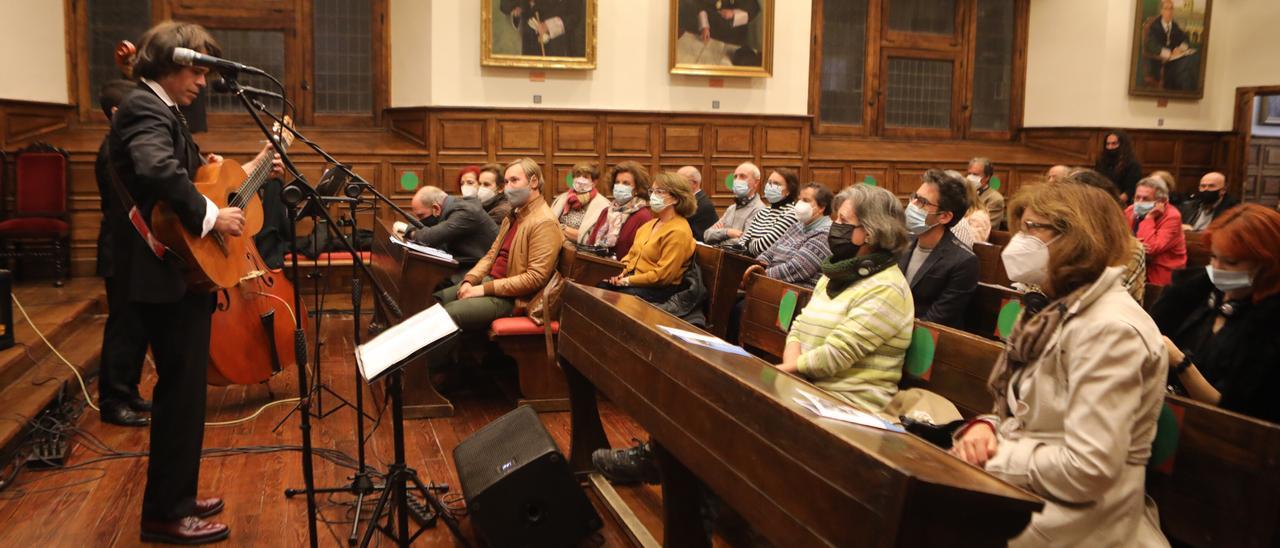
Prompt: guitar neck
<box><xmin>233</xmin><ymin>137</ymin><xmax>290</xmax><ymax>208</ymax></box>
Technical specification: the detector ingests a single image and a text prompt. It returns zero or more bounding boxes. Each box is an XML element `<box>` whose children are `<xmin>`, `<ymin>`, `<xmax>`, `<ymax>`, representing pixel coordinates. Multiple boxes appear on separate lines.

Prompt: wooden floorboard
<box><xmin>0</xmin><ymin>313</ymin><xmax>665</xmax><ymax>547</ymax></box>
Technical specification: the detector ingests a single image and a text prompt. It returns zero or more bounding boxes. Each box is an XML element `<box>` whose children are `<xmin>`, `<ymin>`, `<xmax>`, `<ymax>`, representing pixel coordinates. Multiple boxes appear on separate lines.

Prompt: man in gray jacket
<box><xmin>404</xmin><ymin>186</ymin><xmax>499</xmax><ymax>277</ymax></box>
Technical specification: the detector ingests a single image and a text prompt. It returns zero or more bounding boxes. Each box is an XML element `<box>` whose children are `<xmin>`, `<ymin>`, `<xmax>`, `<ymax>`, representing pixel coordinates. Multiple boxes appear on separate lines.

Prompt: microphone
<box><xmin>210</xmin><ymin>79</ymin><xmax>283</xmax><ymax>100</ymax></box>
<box><xmin>172</xmin><ymin>47</ymin><xmax>268</xmax><ymax>77</ymax></box>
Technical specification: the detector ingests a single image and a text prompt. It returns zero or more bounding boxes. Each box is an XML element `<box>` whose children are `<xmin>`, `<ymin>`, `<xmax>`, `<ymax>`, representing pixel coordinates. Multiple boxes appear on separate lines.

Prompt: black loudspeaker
<box><xmin>0</xmin><ymin>270</ymin><xmax>13</xmax><ymax>351</ymax></box>
<box><xmin>453</xmin><ymin>405</ymin><xmax>601</xmax><ymax>547</ymax></box>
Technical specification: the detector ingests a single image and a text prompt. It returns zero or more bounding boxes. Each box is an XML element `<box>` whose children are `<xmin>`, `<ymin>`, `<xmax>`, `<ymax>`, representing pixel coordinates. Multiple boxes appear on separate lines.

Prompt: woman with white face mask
<box><xmin>952</xmin><ymin>182</ymin><xmax>1169</xmax><ymax>547</ymax></box>
<box><xmin>470</xmin><ymin>164</ymin><xmax>512</xmax><ymax>226</ymax></box>
<box><xmin>548</xmin><ymin>161</ymin><xmax>610</xmax><ymax>242</ymax></box>
<box><xmin>1152</xmin><ymin>204</ymin><xmax>1280</xmax><ymax>423</ymax></box>
<box><xmin>737</xmin><ymin>168</ymin><xmax>800</xmax><ymax>257</ymax></box>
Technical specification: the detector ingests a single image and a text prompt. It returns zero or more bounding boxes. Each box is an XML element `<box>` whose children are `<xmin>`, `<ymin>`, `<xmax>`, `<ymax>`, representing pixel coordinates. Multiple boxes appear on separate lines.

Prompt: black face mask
<box><xmin>1103</xmin><ymin>148</ymin><xmax>1120</xmax><ymax>159</ymax></box>
<box><xmin>1197</xmin><ymin>189</ymin><xmax>1221</xmax><ymax>205</ymax></box>
<box><xmin>420</xmin><ymin>212</ymin><xmax>441</xmax><ymax>227</ymax></box>
<box><xmin>827</xmin><ymin>222</ymin><xmax>862</xmax><ymax>261</ymax></box>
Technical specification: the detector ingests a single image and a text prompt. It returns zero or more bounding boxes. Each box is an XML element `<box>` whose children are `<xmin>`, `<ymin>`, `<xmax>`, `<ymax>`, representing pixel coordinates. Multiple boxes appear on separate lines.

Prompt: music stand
<box><xmin>354</xmin><ymin>304</ymin><xmax>470</xmax><ymax>548</ymax></box>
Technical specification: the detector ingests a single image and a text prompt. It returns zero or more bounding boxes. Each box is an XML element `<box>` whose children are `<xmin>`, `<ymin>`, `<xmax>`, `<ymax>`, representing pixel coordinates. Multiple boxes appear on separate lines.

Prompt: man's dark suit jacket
<box><xmin>107</xmin><ymin>83</ymin><xmax>210</xmax><ymax>304</ymax></box>
<box><xmin>407</xmin><ymin>195</ymin><xmax>499</xmax><ymax>268</ymax></box>
<box><xmin>94</xmin><ymin>138</ymin><xmax>118</xmax><ymax>278</ymax></box>
<box><xmin>1178</xmin><ymin>193</ymin><xmax>1239</xmax><ymax>230</ymax></box>
<box><xmin>689</xmin><ymin>190</ymin><xmax>718</xmax><ymax>243</ymax></box>
<box><xmin>499</xmin><ymin>0</ymin><xmax>585</xmax><ymax>57</ymax></box>
<box><xmin>896</xmin><ymin>229</ymin><xmax>980</xmax><ymax>329</ymax></box>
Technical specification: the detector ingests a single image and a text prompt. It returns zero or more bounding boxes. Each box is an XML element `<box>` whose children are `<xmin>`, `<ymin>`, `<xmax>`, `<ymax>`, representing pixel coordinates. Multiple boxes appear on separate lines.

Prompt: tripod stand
<box><xmin>359</xmin><ymin>366</ymin><xmax>469</xmax><ymax>548</ymax></box>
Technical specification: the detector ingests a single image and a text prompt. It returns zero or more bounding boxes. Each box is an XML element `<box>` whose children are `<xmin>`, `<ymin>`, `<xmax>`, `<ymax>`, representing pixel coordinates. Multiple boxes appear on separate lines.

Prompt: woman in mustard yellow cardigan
<box><xmin>601</xmin><ymin>172</ymin><xmax>698</xmax><ymax>304</ymax></box>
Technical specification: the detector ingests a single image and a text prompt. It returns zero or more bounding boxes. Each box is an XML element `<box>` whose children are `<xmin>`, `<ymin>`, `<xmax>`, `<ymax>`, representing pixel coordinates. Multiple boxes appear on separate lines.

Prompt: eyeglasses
<box><xmin>1022</xmin><ymin>220</ymin><xmax>1058</xmax><ymax>233</ymax></box>
<box><xmin>909</xmin><ymin>193</ymin><xmax>938</xmax><ymax>209</ymax></box>
<box><xmin>650</xmin><ymin>188</ymin><xmax>672</xmax><ymax>197</ymax></box>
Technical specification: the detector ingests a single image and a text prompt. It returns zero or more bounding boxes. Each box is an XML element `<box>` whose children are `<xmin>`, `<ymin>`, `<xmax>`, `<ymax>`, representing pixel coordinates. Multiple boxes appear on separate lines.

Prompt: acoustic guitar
<box><xmin>150</xmin><ymin>120</ymin><xmax>294</xmax><ymax>289</ymax></box>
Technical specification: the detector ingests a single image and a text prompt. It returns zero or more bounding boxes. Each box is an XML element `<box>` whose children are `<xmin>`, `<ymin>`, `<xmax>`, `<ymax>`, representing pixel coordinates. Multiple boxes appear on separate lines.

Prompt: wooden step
<box><xmin>0</xmin><ymin>280</ymin><xmax>104</xmax><ymax>393</ymax></box>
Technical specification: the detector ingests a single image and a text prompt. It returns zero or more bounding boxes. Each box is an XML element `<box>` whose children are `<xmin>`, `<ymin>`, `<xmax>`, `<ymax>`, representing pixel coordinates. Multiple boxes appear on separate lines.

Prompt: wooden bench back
<box><xmin>566</xmin><ymin>248</ymin><xmax>623</xmax><ymax>287</ymax></box>
<box><xmin>964</xmin><ymin>282</ymin><xmax>1023</xmax><ymax>341</ymax></box>
<box><xmin>988</xmin><ymin>229</ymin><xmax>1012</xmax><ymax>247</ymax></box>
<box><xmin>973</xmin><ymin>242</ymin><xmax>1012</xmax><ymax>286</ymax></box>
<box><xmin>739</xmin><ymin>273</ymin><xmax>812</xmax><ymax>360</ymax></box>
<box><xmin>900</xmin><ymin>320</ymin><xmax>1000</xmax><ymax>418</ymax></box>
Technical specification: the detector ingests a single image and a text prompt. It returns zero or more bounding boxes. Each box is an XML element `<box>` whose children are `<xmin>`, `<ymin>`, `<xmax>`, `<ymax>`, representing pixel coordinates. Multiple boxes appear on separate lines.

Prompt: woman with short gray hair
<box><xmin>775</xmin><ymin>183</ymin><xmax>914</xmax><ymax>411</ymax></box>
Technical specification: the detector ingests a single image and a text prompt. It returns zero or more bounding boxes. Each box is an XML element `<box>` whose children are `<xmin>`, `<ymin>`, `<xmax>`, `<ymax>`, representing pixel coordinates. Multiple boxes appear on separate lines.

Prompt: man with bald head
<box><xmin>1046</xmin><ymin>165</ymin><xmax>1071</xmax><ymax>182</ymax></box>
<box><xmin>400</xmin><ymin>185</ymin><xmax>499</xmax><ymax>275</ymax></box>
<box><xmin>678</xmin><ymin>165</ymin><xmax>718</xmax><ymax>242</ymax></box>
<box><xmin>1178</xmin><ymin>172</ymin><xmax>1238</xmax><ymax>231</ymax></box>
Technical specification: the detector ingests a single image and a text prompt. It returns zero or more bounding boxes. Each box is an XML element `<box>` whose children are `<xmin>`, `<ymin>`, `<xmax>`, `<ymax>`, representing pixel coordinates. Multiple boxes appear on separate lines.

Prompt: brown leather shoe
<box><xmin>194</xmin><ymin>497</ymin><xmax>224</xmax><ymax>518</ymax></box>
<box><xmin>140</xmin><ymin>516</ymin><xmax>229</xmax><ymax>545</ymax></box>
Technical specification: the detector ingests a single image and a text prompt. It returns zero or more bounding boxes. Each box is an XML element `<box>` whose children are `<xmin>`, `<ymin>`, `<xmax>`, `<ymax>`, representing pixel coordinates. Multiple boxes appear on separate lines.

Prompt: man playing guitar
<box><xmin>107</xmin><ymin>21</ymin><xmax>282</xmax><ymax>544</ymax></box>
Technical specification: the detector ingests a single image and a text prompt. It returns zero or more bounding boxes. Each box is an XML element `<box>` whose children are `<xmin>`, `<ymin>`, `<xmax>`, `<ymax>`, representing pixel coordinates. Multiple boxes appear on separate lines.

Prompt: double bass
<box><xmin>114</xmin><ymin>41</ymin><xmax>308</xmax><ymax>386</ymax></box>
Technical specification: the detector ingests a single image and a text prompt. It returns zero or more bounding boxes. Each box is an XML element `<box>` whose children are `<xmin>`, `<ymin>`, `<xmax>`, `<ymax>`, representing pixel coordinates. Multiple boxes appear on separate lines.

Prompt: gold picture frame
<box><xmin>482</xmin><ymin>0</ymin><xmax>597</xmax><ymax>70</ymax></box>
<box><xmin>669</xmin><ymin>0</ymin><xmax>774</xmax><ymax>78</ymax></box>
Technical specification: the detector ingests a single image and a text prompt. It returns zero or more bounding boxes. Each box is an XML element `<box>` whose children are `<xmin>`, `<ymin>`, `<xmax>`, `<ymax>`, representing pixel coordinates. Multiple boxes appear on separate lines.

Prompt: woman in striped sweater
<box><xmin>739</xmin><ymin>167</ymin><xmax>800</xmax><ymax>257</ymax></box>
<box><xmin>777</xmin><ymin>184</ymin><xmax>915</xmax><ymax>411</ymax></box>
<box><xmin>746</xmin><ymin>182</ymin><xmax>834</xmax><ymax>288</ymax></box>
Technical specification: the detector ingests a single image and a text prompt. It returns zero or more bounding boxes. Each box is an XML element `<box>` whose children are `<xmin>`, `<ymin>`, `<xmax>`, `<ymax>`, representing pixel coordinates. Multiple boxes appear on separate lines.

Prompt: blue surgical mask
<box><xmin>1207</xmin><ymin>265</ymin><xmax>1253</xmax><ymax>292</ymax></box>
<box><xmin>732</xmin><ymin>179</ymin><xmax>751</xmax><ymax>199</ymax></box>
<box><xmin>649</xmin><ymin>194</ymin><xmax>669</xmax><ymax>213</ymax></box>
<box><xmin>764</xmin><ymin>183</ymin><xmax>784</xmax><ymax>204</ymax></box>
<box><xmin>1134</xmin><ymin>202</ymin><xmax>1155</xmax><ymax>216</ymax></box>
<box><xmin>612</xmin><ymin>184</ymin><xmax>633</xmax><ymax>204</ymax></box>
<box><xmin>904</xmin><ymin>203</ymin><xmax>935</xmax><ymax>236</ymax></box>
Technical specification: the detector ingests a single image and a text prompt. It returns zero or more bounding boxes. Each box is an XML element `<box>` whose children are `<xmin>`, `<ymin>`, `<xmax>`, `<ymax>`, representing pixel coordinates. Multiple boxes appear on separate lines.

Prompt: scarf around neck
<box><xmin>564</xmin><ymin>189</ymin><xmax>596</xmax><ymax>215</ymax></box>
<box><xmin>818</xmin><ymin>250</ymin><xmax>895</xmax><ymax>298</ymax></box>
<box><xmin>986</xmin><ymin>283</ymin><xmax>1091</xmax><ymax>418</ymax></box>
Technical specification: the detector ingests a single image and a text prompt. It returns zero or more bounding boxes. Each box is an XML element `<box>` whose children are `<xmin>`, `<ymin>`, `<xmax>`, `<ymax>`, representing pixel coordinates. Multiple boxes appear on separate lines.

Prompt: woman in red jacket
<box><xmin>1125</xmin><ymin>176</ymin><xmax>1187</xmax><ymax>286</ymax></box>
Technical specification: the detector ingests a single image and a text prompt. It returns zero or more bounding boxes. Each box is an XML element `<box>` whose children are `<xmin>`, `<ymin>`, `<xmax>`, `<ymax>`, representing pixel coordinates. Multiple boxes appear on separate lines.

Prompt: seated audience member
<box><xmin>1155</xmin><ymin>204</ymin><xmax>1280</xmax><ymax>423</ymax></box>
<box><xmin>952</xmin><ymin>182</ymin><xmax>1168</xmax><ymax>546</ymax></box>
<box><xmin>1150</xmin><ymin>169</ymin><xmax>1176</xmax><ymax>191</ymax></box>
<box><xmin>678</xmin><ymin>165</ymin><xmax>718</xmax><ymax>242</ymax></box>
<box><xmin>549</xmin><ymin>161</ymin><xmax>610</xmax><ymax>242</ymax></box>
<box><xmin>435</xmin><ymin>158</ymin><xmax>563</xmax><ymax>332</ymax></box>
<box><xmin>967</xmin><ymin>156</ymin><xmax>1005</xmax><ymax>229</ymax></box>
<box><xmin>599</xmin><ymin>172</ymin><xmax>698</xmax><ymax>304</ymax></box>
<box><xmin>1045</xmin><ymin>164</ymin><xmax>1071</xmax><ymax>182</ymax></box>
<box><xmin>1125</xmin><ymin>177</ymin><xmax>1187</xmax><ymax>287</ymax></box>
<box><xmin>1094</xmin><ymin>129</ymin><xmax>1143</xmax><ymax>202</ymax></box>
<box><xmin>948</xmin><ymin>168</ymin><xmax>991</xmax><ymax>248</ymax></box>
<box><xmin>579</xmin><ymin>161</ymin><xmax>654</xmax><ymax>258</ymax></box>
<box><xmin>704</xmin><ymin>161</ymin><xmax>766</xmax><ymax>246</ymax></box>
<box><xmin>740</xmin><ymin>167</ymin><xmax>799</xmax><ymax>257</ymax></box>
<box><xmin>463</xmin><ymin>163</ymin><xmax>512</xmax><ymax>226</ymax></box>
<box><xmin>746</xmin><ymin>182</ymin><xmax>834</xmax><ymax>287</ymax></box>
<box><xmin>776</xmin><ymin>184</ymin><xmax>913</xmax><ymax>411</ymax></box>
<box><xmin>1180</xmin><ymin>172</ymin><xmax>1239</xmax><ymax>231</ymax></box>
<box><xmin>899</xmin><ymin>170</ymin><xmax>980</xmax><ymax>329</ymax></box>
<box><xmin>1064</xmin><ymin>168</ymin><xmax>1148</xmax><ymax>302</ymax></box>
<box><xmin>402</xmin><ymin>186</ymin><xmax>499</xmax><ymax>274</ymax></box>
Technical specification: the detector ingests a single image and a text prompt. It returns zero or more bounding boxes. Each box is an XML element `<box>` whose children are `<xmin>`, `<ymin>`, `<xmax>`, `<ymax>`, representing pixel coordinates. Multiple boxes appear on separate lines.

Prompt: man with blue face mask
<box><xmin>896</xmin><ymin>169</ymin><xmax>979</xmax><ymax>329</ymax></box>
<box><xmin>703</xmin><ymin>161</ymin><xmax>765</xmax><ymax>246</ymax></box>
<box><xmin>1124</xmin><ymin>177</ymin><xmax>1186</xmax><ymax>287</ymax></box>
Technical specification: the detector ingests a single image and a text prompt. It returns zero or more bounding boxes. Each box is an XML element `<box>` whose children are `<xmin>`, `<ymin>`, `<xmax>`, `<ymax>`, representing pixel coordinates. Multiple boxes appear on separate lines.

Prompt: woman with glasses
<box><xmin>580</xmin><ymin>161</ymin><xmax>654</xmax><ymax>258</ymax></box>
<box><xmin>775</xmin><ymin>184</ymin><xmax>913</xmax><ymax>411</ymax></box>
<box><xmin>951</xmin><ymin>181</ymin><xmax>1168</xmax><ymax>547</ymax></box>
<box><xmin>738</xmin><ymin>167</ymin><xmax>800</xmax><ymax>257</ymax></box>
<box><xmin>600</xmin><ymin>172</ymin><xmax>699</xmax><ymax>304</ymax></box>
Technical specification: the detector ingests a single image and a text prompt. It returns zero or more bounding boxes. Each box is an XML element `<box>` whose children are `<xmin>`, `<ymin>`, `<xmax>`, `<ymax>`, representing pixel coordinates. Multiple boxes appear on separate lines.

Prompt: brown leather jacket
<box><xmin>464</xmin><ymin>192</ymin><xmax>564</xmax><ymax>314</ymax></box>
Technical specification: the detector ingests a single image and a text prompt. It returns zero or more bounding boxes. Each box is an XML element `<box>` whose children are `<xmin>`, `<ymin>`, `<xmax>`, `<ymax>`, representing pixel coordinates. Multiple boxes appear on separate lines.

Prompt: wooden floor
<box><xmin>0</xmin><ymin>308</ymin><xmax>668</xmax><ymax>547</ymax></box>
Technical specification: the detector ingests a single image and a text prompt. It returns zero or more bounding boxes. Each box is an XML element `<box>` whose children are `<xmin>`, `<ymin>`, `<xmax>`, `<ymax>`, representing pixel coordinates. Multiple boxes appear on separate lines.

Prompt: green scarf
<box><xmin>819</xmin><ymin>251</ymin><xmax>895</xmax><ymax>298</ymax></box>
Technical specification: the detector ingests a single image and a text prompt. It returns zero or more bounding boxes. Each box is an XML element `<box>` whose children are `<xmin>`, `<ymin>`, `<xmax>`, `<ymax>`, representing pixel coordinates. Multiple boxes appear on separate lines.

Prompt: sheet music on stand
<box><xmin>388</xmin><ymin>233</ymin><xmax>455</xmax><ymax>263</ymax></box>
<box><xmin>356</xmin><ymin>303</ymin><xmax>458</xmax><ymax>383</ymax></box>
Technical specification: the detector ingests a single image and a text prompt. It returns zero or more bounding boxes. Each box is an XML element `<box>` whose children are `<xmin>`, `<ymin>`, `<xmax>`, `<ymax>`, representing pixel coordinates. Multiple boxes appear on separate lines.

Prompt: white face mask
<box><xmin>1207</xmin><ymin>265</ymin><xmax>1253</xmax><ymax>292</ymax></box>
<box><xmin>792</xmin><ymin>200</ymin><xmax>814</xmax><ymax>223</ymax></box>
<box><xmin>1001</xmin><ymin>232</ymin><xmax>1053</xmax><ymax>287</ymax></box>
<box><xmin>967</xmin><ymin>173</ymin><xmax>983</xmax><ymax>187</ymax></box>
<box><xmin>461</xmin><ymin>184</ymin><xmax>478</xmax><ymax>198</ymax></box>
<box><xmin>572</xmin><ymin>177</ymin><xmax>594</xmax><ymax>194</ymax></box>
<box><xmin>477</xmin><ymin>186</ymin><xmax>497</xmax><ymax>203</ymax></box>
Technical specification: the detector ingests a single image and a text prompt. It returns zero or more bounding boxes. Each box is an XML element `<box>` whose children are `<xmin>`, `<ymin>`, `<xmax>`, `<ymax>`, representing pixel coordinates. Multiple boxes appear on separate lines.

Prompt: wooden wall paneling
<box><xmin>552</xmin><ymin>121</ymin><xmax>598</xmax><ymax>156</ymax></box>
<box><xmin>1245</xmin><ymin>137</ymin><xmax>1280</xmax><ymax>206</ymax></box>
<box><xmin>495</xmin><ymin>120</ymin><xmax>544</xmax><ymax>156</ymax></box>
<box><xmin>893</xmin><ymin>166</ymin><xmax>930</xmax><ymax>197</ymax></box>
<box><xmin>712</xmin><ymin>125</ymin><xmax>754</xmax><ymax>157</ymax></box>
<box><xmin>1009</xmin><ymin>167</ymin><xmax>1048</xmax><ymax>199</ymax></box>
<box><xmin>807</xmin><ymin>165</ymin><xmax>846</xmax><ymax>190</ymax></box>
<box><xmin>436</xmin><ymin>118</ymin><xmax>488</xmax><ymax>156</ymax></box>
<box><xmin>388</xmin><ymin>110</ymin><xmax>428</xmax><ymax>147</ymax></box>
<box><xmin>660</xmin><ymin>124</ymin><xmax>705</xmax><ymax>157</ymax></box>
<box><xmin>1139</xmin><ymin>138</ymin><xmax>1178</xmax><ymax>166</ymax></box>
<box><xmin>762</xmin><ymin>126</ymin><xmax>805</xmax><ymax>160</ymax></box>
<box><xmin>850</xmin><ymin>165</ymin><xmax>890</xmax><ymax>191</ymax></box>
<box><xmin>606</xmin><ymin>122</ymin><xmax>653</xmax><ymax>157</ymax></box>
<box><xmin>1180</xmin><ymin>139</ymin><xmax>1217</xmax><ymax>169</ymax></box>
<box><xmin>707</xmin><ymin>162</ymin><xmax>742</xmax><ymax>207</ymax></box>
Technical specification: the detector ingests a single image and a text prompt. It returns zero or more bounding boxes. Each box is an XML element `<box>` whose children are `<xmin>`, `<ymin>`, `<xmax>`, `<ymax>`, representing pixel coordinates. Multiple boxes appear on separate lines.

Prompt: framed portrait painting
<box><xmin>1259</xmin><ymin>96</ymin><xmax>1280</xmax><ymax>126</ymax></box>
<box><xmin>669</xmin><ymin>0</ymin><xmax>774</xmax><ymax>78</ymax></box>
<box><xmin>482</xmin><ymin>0</ymin><xmax>596</xmax><ymax>70</ymax></box>
<box><xmin>1128</xmin><ymin>0</ymin><xmax>1213</xmax><ymax>99</ymax></box>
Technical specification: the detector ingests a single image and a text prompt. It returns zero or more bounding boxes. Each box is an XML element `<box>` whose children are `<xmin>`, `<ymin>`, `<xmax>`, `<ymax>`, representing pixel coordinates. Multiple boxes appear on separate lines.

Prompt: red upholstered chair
<box><xmin>486</xmin><ymin>244</ymin><xmax>573</xmax><ymax>411</ymax></box>
<box><xmin>0</xmin><ymin>142</ymin><xmax>70</xmax><ymax>286</ymax></box>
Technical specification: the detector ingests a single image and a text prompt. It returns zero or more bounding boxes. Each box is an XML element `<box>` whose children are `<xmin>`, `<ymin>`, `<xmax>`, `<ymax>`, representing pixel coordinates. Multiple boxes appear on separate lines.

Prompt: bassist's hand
<box><xmin>215</xmin><ymin>207</ymin><xmax>245</xmax><ymax>237</ymax></box>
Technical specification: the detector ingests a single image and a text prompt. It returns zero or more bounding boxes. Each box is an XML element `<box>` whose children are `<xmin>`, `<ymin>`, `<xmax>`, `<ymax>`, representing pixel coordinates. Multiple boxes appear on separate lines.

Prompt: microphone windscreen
<box><xmin>172</xmin><ymin>47</ymin><xmax>197</xmax><ymax>66</ymax></box>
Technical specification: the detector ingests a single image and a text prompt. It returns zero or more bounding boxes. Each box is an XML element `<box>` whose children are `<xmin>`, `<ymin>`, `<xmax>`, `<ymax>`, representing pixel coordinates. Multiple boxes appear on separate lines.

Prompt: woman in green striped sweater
<box><xmin>777</xmin><ymin>184</ymin><xmax>915</xmax><ymax>411</ymax></box>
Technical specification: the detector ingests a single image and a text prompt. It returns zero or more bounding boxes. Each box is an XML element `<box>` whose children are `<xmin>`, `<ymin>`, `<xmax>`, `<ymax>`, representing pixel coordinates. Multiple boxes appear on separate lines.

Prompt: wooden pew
<box><xmin>988</xmin><ymin>229</ymin><xmax>1011</xmax><ymax>247</ymax></box>
<box><xmin>901</xmin><ymin>321</ymin><xmax>1000</xmax><ymax>419</ymax></box>
<box><xmin>369</xmin><ymin>218</ymin><xmax>460</xmax><ymax>418</ymax></box>
<box><xmin>973</xmin><ymin>242</ymin><xmax>1012</xmax><ymax>287</ymax></box>
<box><xmin>1148</xmin><ymin>395</ymin><xmax>1280</xmax><ymax>548</ymax></box>
<box><xmin>558</xmin><ymin>283</ymin><xmax>1041</xmax><ymax>547</ymax></box>
<box><xmin>1184</xmin><ymin>229</ymin><xmax>1211</xmax><ymax>270</ymax></box>
<box><xmin>964</xmin><ymin>282</ymin><xmax>1022</xmax><ymax>341</ymax></box>
<box><xmin>567</xmin><ymin>249</ymin><xmax>623</xmax><ymax>288</ymax></box>
<box><xmin>738</xmin><ymin>273</ymin><xmax>811</xmax><ymax>360</ymax></box>
<box><xmin>704</xmin><ymin>247</ymin><xmax>757</xmax><ymax>338</ymax></box>
<box><xmin>693</xmin><ymin>244</ymin><xmax>721</xmax><ymax>316</ymax></box>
